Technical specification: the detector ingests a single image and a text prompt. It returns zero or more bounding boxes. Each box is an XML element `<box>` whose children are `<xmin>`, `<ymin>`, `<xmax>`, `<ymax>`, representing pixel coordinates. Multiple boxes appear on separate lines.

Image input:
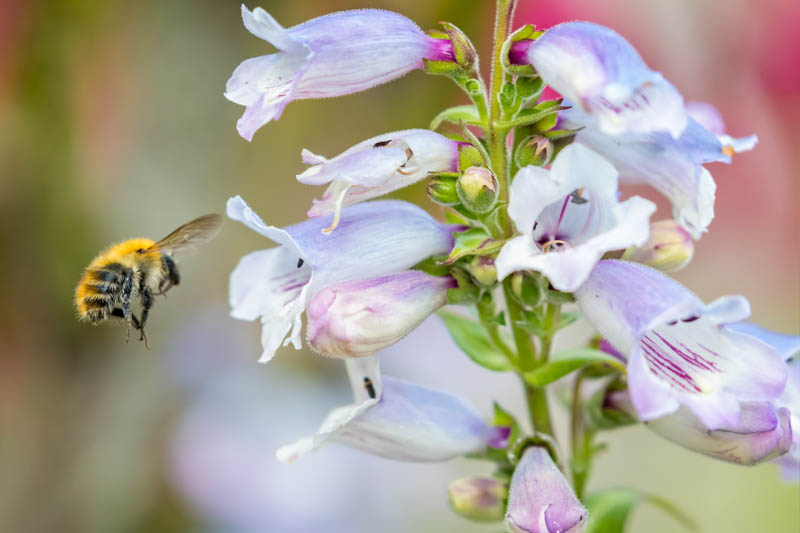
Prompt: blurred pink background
<box><xmin>0</xmin><ymin>1</ymin><xmax>797</xmax><ymax>531</ymax></box>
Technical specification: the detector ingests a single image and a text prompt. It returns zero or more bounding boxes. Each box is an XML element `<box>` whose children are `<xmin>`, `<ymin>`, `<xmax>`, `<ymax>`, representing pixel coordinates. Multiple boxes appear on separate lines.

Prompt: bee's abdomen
<box><xmin>76</xmin><ymin>263</ymin><xmax>126</xmax><ymax>323</ymax></box>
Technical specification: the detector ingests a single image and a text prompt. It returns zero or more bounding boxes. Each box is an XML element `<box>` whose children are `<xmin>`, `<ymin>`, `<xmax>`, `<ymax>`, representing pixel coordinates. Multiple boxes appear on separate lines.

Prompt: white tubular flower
<box><xmin>496</xmin><ymin>144</ymin><xmax>655</xmax><ymax>291</ymax></box>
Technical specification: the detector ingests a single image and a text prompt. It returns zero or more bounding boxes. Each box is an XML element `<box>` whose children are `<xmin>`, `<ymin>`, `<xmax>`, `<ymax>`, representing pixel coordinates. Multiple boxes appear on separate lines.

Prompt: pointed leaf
<box><xmin>585</xmin><ymin>488</ymin><xmax>696</xmax><ymax>533</ymax></box>
<box><xmin>441</xmin><ymin>227</ymin><xmax>505</xmax><ymax>265</ymax></box>
<box><xmin>431</xmin><ymin>105</ymin><xmax>482</xmax><ymax>130</ymax></box>
<box><xmin>522</xmin><ymin>348</ymin><xmax>625</xmax><ymax>387</ymax></box>
<box><xmin>439</xmin><ymin>312</ymin><xmax>513</xmax><ymax>371</ymax></box>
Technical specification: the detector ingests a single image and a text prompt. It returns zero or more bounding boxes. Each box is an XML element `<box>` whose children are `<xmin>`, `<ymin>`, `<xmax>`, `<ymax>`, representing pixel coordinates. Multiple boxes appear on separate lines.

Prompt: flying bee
<box><xmin>74</xmin><ymin>214</ymin><xmax>223</xmax><ymax>347</ymax></box>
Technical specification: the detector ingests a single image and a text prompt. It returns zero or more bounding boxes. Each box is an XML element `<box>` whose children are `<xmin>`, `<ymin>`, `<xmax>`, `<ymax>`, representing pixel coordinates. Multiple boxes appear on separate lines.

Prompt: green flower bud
<box><xmin>469</xmin><ymin>255</ymin><xmax>497</xmax><ymax>288</ymax></box>
<box><xmin>622</xmin><ymin>219</ymin><xmax>694</xmax><ymax>272</ymax></box>
<box><xmin>456</xmin><ymin>166</ymin><xmax>498</xmax><ymax>214</ymax></box>
<box><xmin>514</xmin><ymin>135</ymin><xmax>553</xmax><ymax>168</ymax></box>
<box><xmin>448</xmin><ymin>476</ymin><xmax>507</xmax><ymax>522</ymax></box>
<box><xmin>427</xmin><ymin>174</ymin><xmax>461</xmax><ymax>206</ymax></box>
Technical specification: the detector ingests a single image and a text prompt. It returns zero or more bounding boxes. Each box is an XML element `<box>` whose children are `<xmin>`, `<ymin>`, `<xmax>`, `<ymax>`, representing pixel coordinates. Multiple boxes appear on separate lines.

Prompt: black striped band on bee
<box><xmin>74</xmin><ymin>214</ymin><xmax>223</xmax><ymax>347</ymax></box>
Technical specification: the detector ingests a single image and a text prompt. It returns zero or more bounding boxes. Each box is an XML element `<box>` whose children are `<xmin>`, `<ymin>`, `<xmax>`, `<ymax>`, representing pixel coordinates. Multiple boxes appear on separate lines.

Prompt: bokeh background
<box><xmin>1</xmin><ymin>0</ymin><xmax>798</xmax><ymax>531</ymax></box>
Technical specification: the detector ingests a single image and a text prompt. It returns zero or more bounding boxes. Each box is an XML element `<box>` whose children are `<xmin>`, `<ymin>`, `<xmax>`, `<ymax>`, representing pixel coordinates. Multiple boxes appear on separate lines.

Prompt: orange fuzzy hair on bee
<box><xmin>74</xmin><ymin>238</ymin><xmax>162</xmax><ymax>321</ymax></box>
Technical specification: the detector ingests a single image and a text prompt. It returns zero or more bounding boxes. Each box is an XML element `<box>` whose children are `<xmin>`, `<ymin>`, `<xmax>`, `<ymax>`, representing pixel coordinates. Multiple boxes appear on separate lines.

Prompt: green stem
<box><xmin>539</xmin><ymin>303</ymin><xmax>561</xmax><ymax>364</ymax></box>
<box><xmin>477</xmin><ymin>295</ymin><xmax>517</xmax><ymax>364</ymax></box>
<box><xmin>487</xmin><ymin>0</ymin><xmax>517</xmax><ymax>221</ymax></box>
<box><xmin>570</xmin><ymin>371</ymin><xmax>589</xmax><ymax>499</ymax></box>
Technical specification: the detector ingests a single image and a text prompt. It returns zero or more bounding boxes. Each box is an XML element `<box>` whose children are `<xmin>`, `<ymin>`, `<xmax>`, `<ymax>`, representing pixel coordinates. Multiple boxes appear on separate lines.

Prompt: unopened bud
<box><xmin>469</xmin><ymin>255</ymin><xmax>497</xmax><ymax>288</ymax></box>
<box><xmin>509</xmin><ymin>271</ymin><xmax>544</xmax><ymax>308</ymax></box>
<box><xmin>457</xmin><ymin>166</ymin><xmax>498</xmax><ymax>214</ymax></box>
<box><xmin>448</xmin><ymin>476</ymin><xmax>507</xmax><ymax>522</ymax></box>
<box><xmin>514</xmin><ymin>135</ymin><xmax>553</xmax><ymax>168</ymax></box>
<box><xmin>427</xmin><ymin>174</ymin><xmax>461</xmax><ymax>206</ymax></box>
<box><xmin>622</xmin><ymin>220</ymin><xmax>694</xmax><ymax>272</ymax></box>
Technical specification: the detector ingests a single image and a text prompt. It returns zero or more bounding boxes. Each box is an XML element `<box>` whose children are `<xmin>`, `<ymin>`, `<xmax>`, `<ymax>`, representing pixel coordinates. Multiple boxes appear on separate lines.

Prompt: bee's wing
<box><xmin>150</xmin><ymin>214</ymin><xmax>223</xmax><ymax>257</ymax></box>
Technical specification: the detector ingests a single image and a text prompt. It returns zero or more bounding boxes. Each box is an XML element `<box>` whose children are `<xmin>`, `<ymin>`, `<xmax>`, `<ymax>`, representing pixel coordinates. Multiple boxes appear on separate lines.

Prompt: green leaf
<box><xmin>430</xmin><ymin>105</ymin><xmax>482</xmax><ymax>131</ymax></box>
<box><xmin>522</xmin><ymin>348</ymin><xmax>625</xmax><ymax>387</ymax></box>
<box><xmin>585</xmin><ymin>488</ymin><xmax>696</xmax><ymax>533</ymax></box>
<box><xmin>496</xmin><ymin>104</ymin><xmax>568</xmax><ymax>129</ymax></box>
<box><xmin>441</xmin><ymin>227</ymin><xmax>505</xmax><ymax>265</ymax></box>
<box><xmin>439</xmin><ymin>312</ymin><xmax>513</xmax><ymax>371</ymax></box>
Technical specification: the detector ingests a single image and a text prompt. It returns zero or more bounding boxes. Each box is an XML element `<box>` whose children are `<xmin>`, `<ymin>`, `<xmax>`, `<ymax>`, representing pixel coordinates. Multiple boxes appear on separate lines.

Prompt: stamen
<box><xmin>570</xmin><ymin>187</ymin><xmax>588</xmax><ymax>204</ymax></box>
<box><xmin>321</xmin><ymin>182</ymin><xmax>352</xmax><ymax>235</ymax></box>
<box><xmin>721</xmin><ymin>145</ymin><xmax>735</xmax><ymax>157</ymax></box>
<box><xmin>396</xmin><ymin>147</ymin><xmax>418</xmax><ymax>176</ymax></box>
<box><xmin>541</xmin><ymin>239</ymin><xmax>569</xmax><ymax>252</ymax></box>
<box><xmin>373</xmin><ymin>139</ymin><xmax>392</xmax><ymax>148</ymax></box>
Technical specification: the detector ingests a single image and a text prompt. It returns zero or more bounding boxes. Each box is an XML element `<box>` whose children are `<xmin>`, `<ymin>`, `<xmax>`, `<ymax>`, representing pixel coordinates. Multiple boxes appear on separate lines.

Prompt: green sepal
<box><xmin>412</xmin><ymin>255</ymin><xmax>453</xmax><ymax>277</ymax></box>
<box><xmin>438</xmin><ymin>21</ymin><xmax>478</xmax><ymax>75</ymax></box>
<box><xmin>458</xmin><ymin>144</ymin><xmax>487</xmax><ymax>172</ymax></box>
<box><xmin>585</xmin><ymin>379</ymin><xmax>638</xmax><ymax>430</ymax></box>
<box><xmin>423</xmin><ymin>58</ymin><xmax>466</xmax><ymax>80</ymax></box>
<box><xmin>430</xmin><ymin>105</ymin><xmax>482</xmax><ymax>131</ymax></box>
<box><xmin>499</xmin><ymin>81</ymin><xmax>516</xmax><ymax>116</ymax></box>
<box><xmin>522</xmin><ymin>348</ymin><xmax>626</xmax><ymax>387</ymax></box>
<box><xmin>427</xmin><ymin>173</ymin><xmax>461</xmax><ymax>206</ymax></box>
<box><xmin>480</xmin><ymin>200</ymin><xmax>512</xmax><ymax>240</ymax></box>
<box><xmin>508</xmin><ymin>271</ymin><xmax>546</xmax><ymax>309</ymax></box>
<box><xmin>500</xmin><ymin>24</ymin><xmax>540</xmax><ymax>77</ymax></box>
<box><xmin>545</xmin><ymin>289</ymin><xmax>575</xmax><ymax>305</ymax></box>
<box><xmin>585</xmin><ymin>488</ymin><xmax>696</xmax><ymax>533</ymax></box>
<box><xmin>438</xmin><ymin>311</ymin><xmax>513</xmax><ymax>371</ymax></box>
<box><xmin>496</xmin><ymin>103</ymin><xmax>568</xmax><ymax>129</ymax></box>
<box><xmin>444</xmin><ymin>209</ymin><xmax>472</xmax><ymax>226</ymax></box>
<box><xmin>446</xmin><ymin>267</ymin><xmax>481</xmax><ymax>305</ymax></box>
<box><xmin>516</xmin><ymin>76</ymin><xmax>545</xmax><ymax>102</ymax></box>
<box><xmin>441</xmin><ymin>227</ymin><xmax>505</xmax><ymax>265</ymax></box>
<box><xmin>514</xmin><ymin>134</ymin><xmax>553</xmax><ymax>167</ymax></box>
<box><xmin>559</xmin><ymin>310</ymin><xmax>581</xmax><ymax>329</ymax></box>
<box><xmin>508</xmin><ymin>433</ymin><xmax>562</xmax><ymax>469</ymax></box>
<box><xmin>544</xmin><ymin>128</ymin><xmax>581</xmax><ymax>141</ymax></box>
<box><xmin>459</xmin><ymin>123</ymin><xmax>492</xmax><ymax>169</ymax></box>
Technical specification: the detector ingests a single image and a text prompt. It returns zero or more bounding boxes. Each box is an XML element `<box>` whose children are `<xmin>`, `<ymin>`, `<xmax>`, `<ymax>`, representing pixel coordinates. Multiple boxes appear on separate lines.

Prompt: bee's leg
<box><xmin>120</xmin><ymin>269</ymin><xmax>135</xmax><ymax>342</ymax></box>
<box><xmin>138</xmin><ymin>286</ymin><xmax>152</xmax><ymax>349</ymax></box>
<box><xmin>156</xmin><ymin>255</ymin><xmax>180</xmax><ymax>297</ymax></box>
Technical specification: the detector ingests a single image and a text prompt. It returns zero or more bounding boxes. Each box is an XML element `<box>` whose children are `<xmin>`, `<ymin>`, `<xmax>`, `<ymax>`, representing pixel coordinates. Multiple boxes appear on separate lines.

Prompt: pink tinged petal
<box><xmin>505</xmin><ymin>447</ymin><xmax>588</xmax><ymax>533</ymax></box>
<box><xmin>522</xmin><ymin>22</ymin><xmax>687</xmax><ymax>138</ymax></box>
<box><xmin>301</xmin><ymin>129</ymin><xmax>459</xmax><ymax>218</ymax></box>
<box><xmin>777</xmin><ymin>357</ymin><xmax>800</xmax><ymax>445</ymax></box>
<box><xmin>278</xmin><ymin>358</ymin><xmax>494</xmax><ymax>463</ymax></box>
<box><xmin>227</xmin><ymin>196</ymin><xmax>456</xmax><ymax>362</ymax></box>
<box><xmin>306</xmin><ymin>271</ymin><xmax>455</xmax><ymax>358</ymax></box>
<box><xmin>725</xmin><ymin>323</ymin><xmax>800</xmax><ymax>360</ymax></box>
<box><xmin>497</xmin><ymin>144</ymin><xmax>655</xmax><ymax>290</ymax></box>
<box><xmin>576</xmin><ymin>260</ymin><xmax>788</xmax><ymax>428</ymax></box>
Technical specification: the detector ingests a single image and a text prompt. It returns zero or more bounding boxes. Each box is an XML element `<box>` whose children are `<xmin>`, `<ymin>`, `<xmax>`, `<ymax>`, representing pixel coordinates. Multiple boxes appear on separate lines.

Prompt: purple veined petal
<box><xmin>505</xmin><ymin>446</ymin><xmax>587</xmax><ymax>533</ymax></box>
<box><xmin>563</xmin><ymin>106</ymin><xmax>719</xmax><ymax>238</ymax></box>
<box><xmin>226</xmin><ymin>7</ymin><xmax>454</xmax><ymax>141</ymax></box>
<box><xmin>306</xmin><ymin>271</ymin><xmax>456</xmax><ymax>358</ymax></box>
<box><xmin>496</xmin><ymin>144</ymin><xmax>655</xmax><ymax>291</ymax></box>
<box><xmin>227</xmin><ymin>196</ymin><xmax>456</xmax><ymax>362</ymax></box>
<box><xmin>277</xmin><ymin>358</ymin><xmax>495</xmax><ymax>463</ymax></box>
<box><xmin>773</xmin><ymin>356</ymin><xmax>800</xmax><ymax>481</ymax></box>
<box><xmin>512</xmin><ymin>21</ymin><xmax>687</xmax><ymax>138</ymax></box>
<box><xmin>576</xmin><ymin>260</ymin><xmax>788</xmax><ymax>428</ymax></box>
<box><xmin>301</xmin><ymin>130</ymin><xmax>460</xmax><ymax>227</ymax></box>
<box><xmin>686</xmin><ymin>101</ymin><xmax>759</xmax><ymax>156</ymax></box>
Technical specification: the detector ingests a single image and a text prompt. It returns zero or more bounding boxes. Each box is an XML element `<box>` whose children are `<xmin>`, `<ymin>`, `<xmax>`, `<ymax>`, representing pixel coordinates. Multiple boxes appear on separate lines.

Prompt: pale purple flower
<box><xmin>277</xmin><ymin>357</ymin><xmax>500</xmax><ymax>463</ymax></box>
<box><xmin>575</xmin><ymin>260</ymin><xmax>787</xmax><ymax>429</ymax></box>
<box><xmin>225</xmin><ymin>6</ymin><xmax>454</xmax><ymax>141</ymax></box>
<box><xmin>306</xmin><ymin>271</ymin><xmax>455</xmax><ymax>358</ymax></box>
<box><xmin>227</xmin><ymin>196</ymin><xmax>455</xmax><ymax>362</ymax></box>
<box><xmin>496</xmin><ymin>144</ymin><xmax>655</xmax><ymax>291</ymax></box>
<box><xmin>298</xmin><ymin>129</ymin><xmax>459</xmax><ymax>232</ymax></box>
<box><xmin>510</xmin><ymin>21</ymin><xmax>687</xmax><ymax>138</ymax></box>
<box><xmin>505</xmin><ymin>446</ymin><xmax>587</xmax><ymax>533</ymax></box>
<box><xmin>686</xmin><ymin>101</ymin><xmax>759</xmax><ymax>155</ymax></box>
<box><xmin>775</xmin><ymin>357</ymin><xmax>800</xmax><ymax>480</ymax></box>
<box><xmin>605</xmin><ymin>389</ymin><xmax>792</xmax><ymax>465</ymax></box>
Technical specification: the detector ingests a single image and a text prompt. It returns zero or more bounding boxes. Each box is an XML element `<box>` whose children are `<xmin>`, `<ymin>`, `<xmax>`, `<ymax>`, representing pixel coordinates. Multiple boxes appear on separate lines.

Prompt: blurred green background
<box><xmin>1</xmin><ymin>0</ymin><xmax>798</xmax><ymax>531</ymax></box>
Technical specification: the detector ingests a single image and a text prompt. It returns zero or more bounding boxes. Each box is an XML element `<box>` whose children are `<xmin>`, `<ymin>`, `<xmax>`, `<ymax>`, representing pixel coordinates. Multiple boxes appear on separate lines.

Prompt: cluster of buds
<box><xmin>220</xmin><ymin>3</ymin><xmax>797</xmax><ymax>531</ymax></box>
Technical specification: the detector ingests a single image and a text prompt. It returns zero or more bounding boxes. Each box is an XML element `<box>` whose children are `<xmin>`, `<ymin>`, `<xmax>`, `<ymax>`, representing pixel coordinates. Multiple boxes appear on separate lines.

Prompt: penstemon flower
<box><xmin>227</xmin><ymin>196</ymin><xmax>456</xmax><ymax>362</ymax></box>
<box><xmin>505</xmin><ymin>446</ymin><xmax>588</xmax><ymax>533</ymax></box>
<box><xmin>276</xmin><ymin>357</ymin><xmax>503</xmax><ymax>463</ymax></box>
<box><xmin>509</xmin><ymin>21</ymin><xmax>687</xmax><ymax>138</ymax></box>
<box><xmin>496</xmin><ymin>144</ymin><xmax>656</xmax><ymax>291</ymax></box>
<box><xmin>306</xmin><ymin>271</ymin><xmax>455</xmax><ymax>358</ymax></box>
<box><xmin>298</xmin><ymin>129</ymin><xmax>460</xmax><ymax>232</ymax></box>
<box><xmin>219</xmin><ymin>2</ymin><xmax>796</xmax><ymax>529</ymax></box>
<box><xmin>575</xmin><ymin>260</ymin><xmax>787</xmax><ymax>428</ymax></box>
<box><xmin>225</xmin><ymin>6</ymin><xmax>454</xmax><ymax>141</ymax></box>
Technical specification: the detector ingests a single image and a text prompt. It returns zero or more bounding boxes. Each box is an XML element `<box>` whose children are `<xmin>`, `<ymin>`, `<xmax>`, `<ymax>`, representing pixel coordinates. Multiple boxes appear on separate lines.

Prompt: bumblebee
<box><xmin>74</xmin><ymin>214</ymin><xmax>223</xmax><ymax>346</ymax></box>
